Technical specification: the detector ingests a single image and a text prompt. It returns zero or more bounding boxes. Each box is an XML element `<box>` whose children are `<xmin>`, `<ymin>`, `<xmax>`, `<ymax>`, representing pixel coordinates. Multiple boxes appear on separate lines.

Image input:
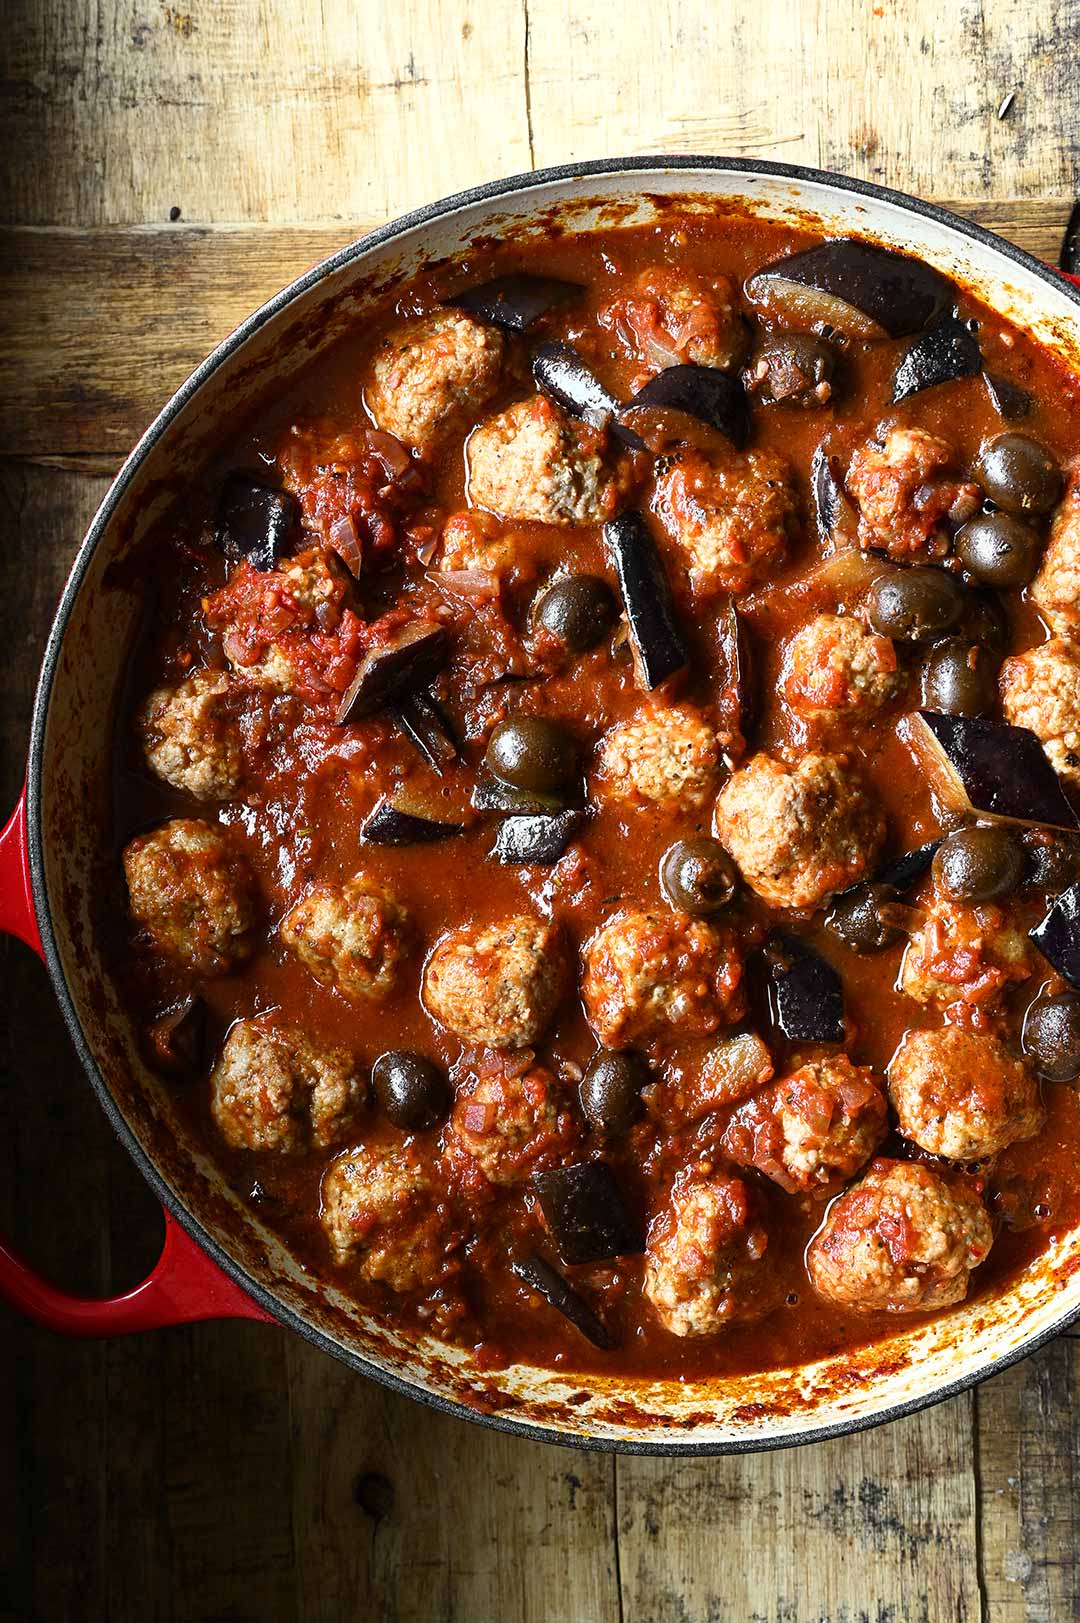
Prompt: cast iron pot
<box><xmin>3</xmin><ymin>157</ymin><xmax>1080</xmax><ymax>1454</ymax></box>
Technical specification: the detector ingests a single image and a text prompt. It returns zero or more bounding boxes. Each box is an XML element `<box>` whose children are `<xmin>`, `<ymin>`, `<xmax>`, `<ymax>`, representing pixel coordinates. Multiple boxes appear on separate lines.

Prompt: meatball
<box><xmin>138</xmin><ymin>668</ymin><xmax>242</xmax><ymax>799</ymax></box>
<box><xmin>364</xmin><ymin>309</ymin><xmax>506</xmax><ymax>457</ymax></box>
<box><xmin>1031</xmin><ymin>468</ymin><xmax>1080</xmax><ymax>636</ymax></box>
<box><xmin>596</xmin><ymin>702</ymin><xmax>720</xmax><ymax>810</ymax></box>
<box><xmin>581</xmin><ymin>909</ymin><xmax>745</xmax><ymax>1049</ymax></box>
<box><xmin>438</xmin><ymin>509</ymin><xmax>521</xmax><ymax>575</ymax></box>
<box><xmin>320</xmin><ymin>1141</ymin><xmax>452</xmax><ymax>1292</ymax></box>
<box><xmin>807</xmin><ymin>1158</ymin><xmax>993</xmax><ymax>1313</ymax></box>
<box><xmin>123</xmin><ymin>818</ymin><xmax>257</xmax><ymax>976</ymax></box>
<box><xmin>888</xmin><ymin>1026</ymin><xmax>1043</xmax><ymax>1162</ymax></box>
<box><xmin>899</xmin><ymin>897</ymin><xmax>1031</xmax><ymax>1014</ymax></box>
<box><xmin>722</xmin><ymin>1055</ymin><xmax>887</xmax><ymax>1194</ymax></box>
<box><xmin>1000</xmin><ymin>637</ymin><xmax>1080</xmax><ymax>787</ymax></box>
<box><xmin>280</xmin><ymin>876</ymin><xmax>412</xmax><ymax>1002</ymax></box>
<box><xmin>466</xmin><ymin>395</ymin><xmax>629</xmax><ymax>526</ymax></box>
<box><xmin>783</xmin><ymin>613</ymin><xmax>902</xmax><ymax>720</ymax></box>
<box><xmin>208</xmin><ymin>546</ymin><xmax>351</xmax><ymax>693</ymax></box>
<box><xmin>210</xmin><ymin>1014</ymin><xmax>364</xmax><ymax>1152</ymax></box>
<box><xmin>715</xmin><ymin>752</ymin><xmax>884</xmax><ymax>910</ymax></box>
<box><xmin>443</xmin><ymin>1061</ymin><xmax>570</xmax><ymax>1188</ymax></box>
<box><xmin>643</xmin><ymin>1170</ymin><xmax>775</xmax><ymax>1337</ymax></box>
<box><xmin>599</xmin><ymin>267</ymin><xmax>748</xmax><ymax>379</ymax></box>
<box><xmin>422</xmin><ymin>914</ymin><xmax>566</xmax><ymax>1049</ymax></box>
<box><xmin>846</xmin><ymin>428</ymin><xmax>980</xmax><ymax>560</ymax></box>
<box><xmin>651</xmin><ymin>446</ymin><xmax>797</xmax><ymax>595</ymax></box>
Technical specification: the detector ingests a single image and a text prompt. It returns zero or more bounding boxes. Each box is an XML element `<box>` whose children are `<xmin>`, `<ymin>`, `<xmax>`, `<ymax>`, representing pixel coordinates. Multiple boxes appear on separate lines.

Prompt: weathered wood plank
<box><xmin>976</xmin><ymin>1340</ymin><xmax>1080</xmax><ymax>1623</ymax></box>
<box><xmin>1</xmin><ymin>200</ymin><xmax>1072</xmax><ymax>463</ymax></box>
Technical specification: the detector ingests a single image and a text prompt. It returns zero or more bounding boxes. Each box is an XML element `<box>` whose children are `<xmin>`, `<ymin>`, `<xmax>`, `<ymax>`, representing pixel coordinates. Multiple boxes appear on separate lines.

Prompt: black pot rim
<box><xmin>23</xmin><ymin>153</ymin><xmax>1080</xmax><ymax>1457</ymax></box>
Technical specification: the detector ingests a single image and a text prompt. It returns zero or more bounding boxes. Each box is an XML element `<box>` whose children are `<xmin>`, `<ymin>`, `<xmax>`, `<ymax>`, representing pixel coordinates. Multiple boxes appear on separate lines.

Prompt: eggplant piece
<box><xmin>603</xmin><ymin>512</ymin><xmax>689</xmax><ymax>691</ymax></box>
<box><xmin>531</xmin><ymin>1162</ymin><xmax>644</xmax><ymax>1266</ymax></box>
<box><xmin>904</xmin><ymin>710</ymin><xmax>1080</xmax><ymax>830</ymax></box>
<box><xmin>471</xmin><ymin>768</ymin><xmax>577</xmax><ymax>817</ymax></box>
<box><xmin>494</xmin><ymin>809</ymin><xmax>585</xmax><ymax>865</ymax></box>
<box><xmin>147</xmin><ymin>995</ymin><xmax>207</xmax><ymax>1076</ymax></box>
<box><xmin>449</xmin><ymin>273</ymin><xmax>584</xmax><ymax>333</ymax></box>
<box><xmin>216</xmin><ymin>474</ymin><xmax>297</xmax><ymax>571</ymax></box>
<box><xmin>336</xmin><ymin>623</ymin><xmax>448</xmax><ymax>723</ymax></box>
<box><xmin>811</xmin><ymin>447</ymin><xmax>859</xmax><ymax>547</ymax></box>
<box><xmin>744</xmin><ymin>241</ymin><xmax>951</xmax><ymax>341</ymax></box>
<box><xmin>510</xmin><ymin>1254</ymin><xmax>616</xmax><ymax>1350</ymax></box>
<box><xmin>361</xmin><ymin>796</ymin><xmax>464</xmax><ymax>846</ymax></box>
<box><xmin>616</xmin><ymin>364</ymin><xmax>750</xmax><ymax>453</ymax></box>
<box><xmin>532</xmin><ymin>342</ymin><xmax>621</xmax><ymax>429</ymax></box>
<box><xmin>891</xmin><ymin>313</ymin><xmax>981</xmax><ymax>403</ymax></box>
<box><xmin>877</xmin><ymin>840</ymin><xmax>941</xmax><ymax>892</ymax></box>
<box><xmin>716</xmin><ymin>598</ymin><xmax>755</xmax><ymax>751</ymax></box>
<box><xmin>392</xmin><ymin>690</ymin><xmax>459</xmax><ymax>774</ymax></box>
<box><xmin>983</xmin><ymin>371</ymin><xmax>1033</xmax><ymax>421</ymax></box>
<box><xmin>764</xmin><ymin>932</ymin><xmax>846</xmax><ymax>1044</ymax></box>
<box><xmin>1031</xmin><ymin>883</ymin><xmax>1080</xmax><ymax>991</ymax></box>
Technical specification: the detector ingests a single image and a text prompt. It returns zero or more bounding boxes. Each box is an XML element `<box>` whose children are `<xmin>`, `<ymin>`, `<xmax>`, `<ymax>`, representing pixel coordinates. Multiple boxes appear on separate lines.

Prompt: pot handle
<box><xmin>0</xmin><ymin>789</ymin><xmax>271</xmax><ymax>1334</ymax></box>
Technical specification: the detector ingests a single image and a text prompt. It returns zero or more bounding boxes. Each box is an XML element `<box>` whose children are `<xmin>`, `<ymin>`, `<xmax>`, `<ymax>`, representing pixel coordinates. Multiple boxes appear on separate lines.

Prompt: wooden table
<box><xmin>2</xmin><ymin>4</ymin><xmax>1078</xmax><ymax>1618</ymax></box>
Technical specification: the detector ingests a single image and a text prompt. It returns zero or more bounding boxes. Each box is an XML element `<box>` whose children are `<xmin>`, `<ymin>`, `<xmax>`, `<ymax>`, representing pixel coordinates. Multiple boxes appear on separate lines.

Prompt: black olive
<box><xmin>959</xmin><ymin>589</ymin><xmax>1010</xmax><ymax>657</ymax></box>
<box><xmin>578</xmin><ymin>1051</ymin><xmax>649</xmax><ymax>1135</ymax></box>
<box><xmin>975</xmin><ymin>433</ymin><xmax>1062</xmax><ymax>517</ymax></box>
<box><xmin>485</xmin><ymin>717</ymin><xmax>577</xmax><ymax>794</ymax></box>
<box><xmin>1021</xmin><ymin>828</ymin><xmax>1080</xmax><ymax>895</ymax></box>
<box><xmin>954</xmin><ymin>512</ymin><xmax>1043</xmax><ymax>588</ymax></box>
<box><xmin>931</xmin><ymin>824</ymin><xmax>1025</xmax><ymax>902</ymax></box>
<box><xmin>660</xmin><ymin>838</ymin><xmax>739</xmax><ymax>915</ymax></box>
<box><xmin>372</xmin><ymin>1051</ymin><xmax>451</xmax><ymax>1131</ymax></box>
<box><xmin>1022</xmin><ymin>992</ymin><xmax>1080</xmax><ymax>1082</ymax></box>
<box><xmin>532</xmin><ymin>575</ymin><xmax>617</xmax><ymax>653</ymax></box>
<box><xmin>921</xmin><ymin>640</ymin><xmax>998</xmax><ymax>717</ymax></box>
<box><xmin>867</xmin><ymin>567</ymin><xmax>966</xmax><ymax>642</ymax></box>
<box><xmin>824</xmin><ymin>883</ymin><xmax>904</xmax><ymax>953</ymax></box>
<box><xmin>743</xmin><ymin>333</ymin><xmax>837</xmax><ymax>408</ymax></box>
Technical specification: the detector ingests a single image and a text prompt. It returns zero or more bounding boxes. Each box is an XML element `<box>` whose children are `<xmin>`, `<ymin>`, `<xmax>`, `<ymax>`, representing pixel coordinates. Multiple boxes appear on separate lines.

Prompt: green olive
<box><xmin>931</xmin><ymin>825</ymin><xmax>1025</xmax><ymax>903</ymax></box>
<box><xmin>868</xmin><ymin>567</ymin><xmax>966</xmax><ymax>642</ymax></box>
<box><xmin>921</xmin><ymin>639</ymin><xmax>998</xmax><ymax>717</ymax></box>
<box><xmin>975</xmin><ymin>433</ymin><xmax>1062</xmax><ymax>517</ymax></box>
<box><xmin>1022</xmin><ymin>992</ymin><xmax>1080</xmax><ymax>1082</ymax></box>
<box><xmin>485</xmin><ymin>716</ymin><xmax>577</xmax><ymax>794</ymax></box>
<box><xmin>533</xmin><ymin>575</ymin><xmax>617</xmax><ymax>653</ymax></box>
<box><xmin>824</xmin><ymin>882</ymin><xmax>904</xmax><ymax>953</ymax></box>
<box><xmin>372</xmin><ymin>1051</ymin><xmax>451</xmax><ymax>1130</ymax></box>
<box><xmin>578</xmin><ymin>1050</ymin><xmax>649</xmax><ymax>1135</ymax></box>
<box><xmin>954</xmin><ymin>512</ymin><xmax>1043</xmax><ymax>588</ymax></box>
<box><xmin>660</xmin><ymin>838</ymin><xmax>739</xmax><ymax>915</ymax></box>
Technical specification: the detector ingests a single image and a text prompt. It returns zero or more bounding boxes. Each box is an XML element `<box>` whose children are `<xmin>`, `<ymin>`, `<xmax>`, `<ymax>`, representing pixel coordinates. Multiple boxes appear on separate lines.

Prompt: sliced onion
<box><xmin>328</xmin><ymin>513</ymin><xmax>362</xmax><ymax>577</ymax></box>
<box><xmin>365</xmin><ymin>429</ymin><xmax>412</xmax><ymax>480</ymax></box>
<box><xmin>427</xmin><ymin>568</ymin><xmax>500</xmax><ymax>603</ymax></box>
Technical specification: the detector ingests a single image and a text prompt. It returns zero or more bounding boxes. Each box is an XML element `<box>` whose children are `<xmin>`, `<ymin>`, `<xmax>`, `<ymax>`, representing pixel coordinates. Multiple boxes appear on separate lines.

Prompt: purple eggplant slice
<box><xmin>891</xmin><ymin>314</ymin><xmax>981</xmax><ymax>403</ymax></box>
<box><xmin>905</xmin><ymin>711</ymin><xmax>1080</xmax><ymax>830</ymax></box>
<box><xmin>983</xmin><ymin>371</ymin><xmax>1033</xmax><ymax>421</ymax></box>
<box><xmin>616</xmin><ymin>364</ymin><xmax>750</xmax><ymax>452</ymax></box>
<box><xmin>532</xmin><ymin>342</ymin><xmax>620</xmax><ymax>429</ymax></box>
<box><xmin>510</xmin><ymin>1254</ymin><xmax>616</xmax><ymax>1350</ymax></box>
<box><xmin>745</xmin><ymin>240</ymin><xmax>951</xmax><ymax>341</ymax></box>
<box><xmin>494</xmin><ymin>809</ymin><xmax>585</xmax><ymax>865</ymax></box>
<box><xmin>449</xmin><ymin>273</ymin><xmax>584</xmax><ymax>333</ymax></box>
<box><xmin>217</xmin><ymin>474</ymin><xmax>298</xmax><ymax>571</ymax></box>
<box><xmin>392</xmin><ymin>690</ymin><xmax>459</xmax><ymax>774</ymax></box>
<box><xmin>147</xmin><ymin>994</ymin><xmax>207</xmax><ymax>1076</ymax></box>
<box><xmin>361</xmin><ymin>796</ymin><xmax>464</xmax><ymax>846</ymax></box>
<box><xmin>531</xmin><ymin>1162</ymin><xmax>644</xmax><ymax>1266</ymax></box>
<box><xmin>603</xmin><ymin>512</ymin><xmax>689</xmax><ymax>691</ymax></box>
<box><xmin>716</xmin><ymin>598</ymin><xmax>755</xmax><ymax>752</ymax></box>
<box><xmin>811</xmin><ymin>447</ymin><xmax>859</xmax><ymax>547</ymax></box>
<box><xmin>764</xmin><ymin>932</ymin><xmax>845</xmax><ymax>1044</ymax></box>
<box><xmin>336</xmin><ymin>623</ymin><xmax>448</xmax><ymax>723</ymax></box>
<box><xmin>1031</xmin><ymin>883</ymin><xmax>1080</xmax><ymax>991</ymax></box>
<box><xmin>471</xmin><ymin>767</ymin><xmax>579</xmax><ymax>817</ymax></box>
<box><xmin>877</xmin><ymin>840</ymin><xmax>941</xmax><ymax>892</ymax></box>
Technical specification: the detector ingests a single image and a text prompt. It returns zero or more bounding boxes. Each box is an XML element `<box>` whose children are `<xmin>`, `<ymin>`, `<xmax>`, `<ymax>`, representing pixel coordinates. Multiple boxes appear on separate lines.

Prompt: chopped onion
<box><xmin>427</xmin><ymin>568</ymin><xmax>500</xmax><ymax>603</ymax></box>
<box><xmin>462</xmin><ymin>1101</ymin><xmax>497</xmax><ymax>1134</ymax></box>
<box><xmin>365</xmin><ymin>429</ymin><xmax>412</xmax><ymax>480</ymax></box>
<box><xmin>328</xmin><ymin>513</ymin><xmax>362</xmax><ymax>577</ymax></box>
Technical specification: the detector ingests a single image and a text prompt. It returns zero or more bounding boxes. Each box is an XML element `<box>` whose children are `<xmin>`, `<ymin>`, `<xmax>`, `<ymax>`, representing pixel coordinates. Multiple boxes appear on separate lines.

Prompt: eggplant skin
<box><xmin>765</xmin><ymin>931</ymin><xmax>845</xmax><ymax>1044</ymax></box>
<box><xmin>361</xmin><ymin>798</ymin><xmax>463</xmax><ymax>846</ymax></box>
<box><xmin>494</xmin><ymin>810</ymin><xmax>585</xmax><ymax>865</ymax></box>
<box><xmin>1031</xmin><ymin>884</ymin><xmax>1080</xmax><ymax>992</ymax></box>
<box><xmin>910</xmin><ymin>710</ymin><xmax>1080</xmax><ymax>831</ymax></box>
<box><xmin>811</xmin><ymin>448</ymin><xmax>858</xmax><ymax>545</ymax></box>
<box><xmin>335</xmin><ymin>624</ymin><xmax>448</xmax><ymax>723</ymax></box>
<box><xmin>891</xmin><ymin>315</ymin><xmax>982</xmax><ymax>403</ymax></box>
<box><xmin>531</xmin><ymin>342</ymin><xmax>620</xmax><ymax>428</ymax></box>
<box><xmin>620</xmin><ymin>364</ymin><xmax>750</xmax><ymax>452</ymax></box>
<box><xmin>876</xmin><ymin>841</ymin><xmax>941</xmax><ymax>892</ymax></box>
<box><xmin>603</xmin><ymin>511</ymin><xmax>689</xmax><ymax>691</ymax></box>
<box><xmin>510</xmin><ymin>1254</ymin><xmax>615</xmax><ymax>1349</ymax></box>
<box><xmin>217</xmin><ymin>474</ymin><xmax>297</xmax><ymax>572</ymax></box>
<box><xmin>983</xmin><ymin>371</ymin><xmax>1033</xmax><ymax>421</ymax></box>
<box><xmin>531</xmin><ymin>1162</ymin><xmax>644</xmax><ymax>1265</ymax></box>
<box><xmin>746</xmin><ymin>240</ymin><xmax>951</xmax><ymax>339</ymax></box>
<box><xmin>448</xmin><ymin>274</ymin><xmax>583</xmax><ymax>333</ymax></box>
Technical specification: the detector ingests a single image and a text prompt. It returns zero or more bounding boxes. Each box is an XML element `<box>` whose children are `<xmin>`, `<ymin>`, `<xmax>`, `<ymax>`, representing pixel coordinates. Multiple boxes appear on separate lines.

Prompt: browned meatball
<box><xmin>1030</xmin><ymin>466</ymin><xmax>1080</xmax><ymax>635</ymax></box>
<box><xmin>210</xmin><ymin>1014</ymin><xmax>364</xmax><ymax>1152</ymax></box>
<box><xmin>581</xmin><ymin>910</ymin><xmax>745</xmax><ymax>1049</ymax></box>
<box><xmin>714</xmin><ymin>752</ymin><xmax>884</xmax><ymax>910</ymax></box>
<box><xmin>846</xmin><ymin>427</ymin><xmax>980</xmax><ymax>560</ymax></box>
<box><xmin>783</xmin><ymin>613</ymin><xmax>902</xmax><ymax>720</ymax></box>
<box><xmin>1000</xmin><ymin>637</ymin><xmax>1080</xmax><ymax>787</ymax></box>
<box><xmin>888</xmin><ymin>1027</ymin><xmax>1043</xmax><ymax>1161</ymax></box>
<box><xmin>438</xmin><ymin>509</ymin><xmax>523</xmax><ymax>575</ymax></box>
<box><xmin>215</xmin><ymin>546</ymin><xmax>351</xmax><ymax>692</ymax></box>
<box><xmin>651</xmin><ymin>446</ymin><xmax>797</xmax><ymax>595</ymax></box>
<box><xmin>423</xmin><ymin>915</ymin><xmax>566</xmax><ymax>1049</ymax></box>
<box><xmin>595</xmin><ymin>701</ymin><xmax>720</xmax><ymax>810</ymax></box>
<box><xmin>320</xmin><ymin>1141</ymin><xmax>453</xmax><ymax>1292</ymax></box>
<box><xmin>643</xmin><ymin>1170</ymin><xmax>776</xmax><ymax>1337</ymax></box>
<box><xmin>442</xmin><ymin>1061</ymin><xmax>572</xmax><ymax>1189</ymax></box>
<box><xmin>123</xmin><ymin>818</ymin><xmax>257</xmax><ymax>976</ymax></box>
<box><xmin>807</xmin><ymin>1158</ymin><xmax>993</xmax><ymax>1313</ymax></box>
<box><xmin>899</xmin><ymin>897</ymin><xmax>1031</xmax><ymax>1014</ymax></box>
<box><xmin>599</xmin><ymin>266</ymin><xmax>749</xmax><ymax>379</ymax></box>
<box><xmin>365</xmin><ymin>309</ymin><xmax>506</xmax><ymax>457</ymax></box>
<box><xmin>722</xmin><ymin>1055</ymin><xmax>887</xmax><ymax>1194</ymax></box>
<box><xmin>138</xmin><ymin>668</ymin><xmax>242</xmax><ymax>799</ymax></box>
<box><xmin>280</xmin><ymin>876</ymin><xmax>412</xmax><ymax>1002</ymax></box>
<box><xmin>467</xmin><ymin>395</ymin><xmax>630</xmax><ymax>526</ymax></box>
